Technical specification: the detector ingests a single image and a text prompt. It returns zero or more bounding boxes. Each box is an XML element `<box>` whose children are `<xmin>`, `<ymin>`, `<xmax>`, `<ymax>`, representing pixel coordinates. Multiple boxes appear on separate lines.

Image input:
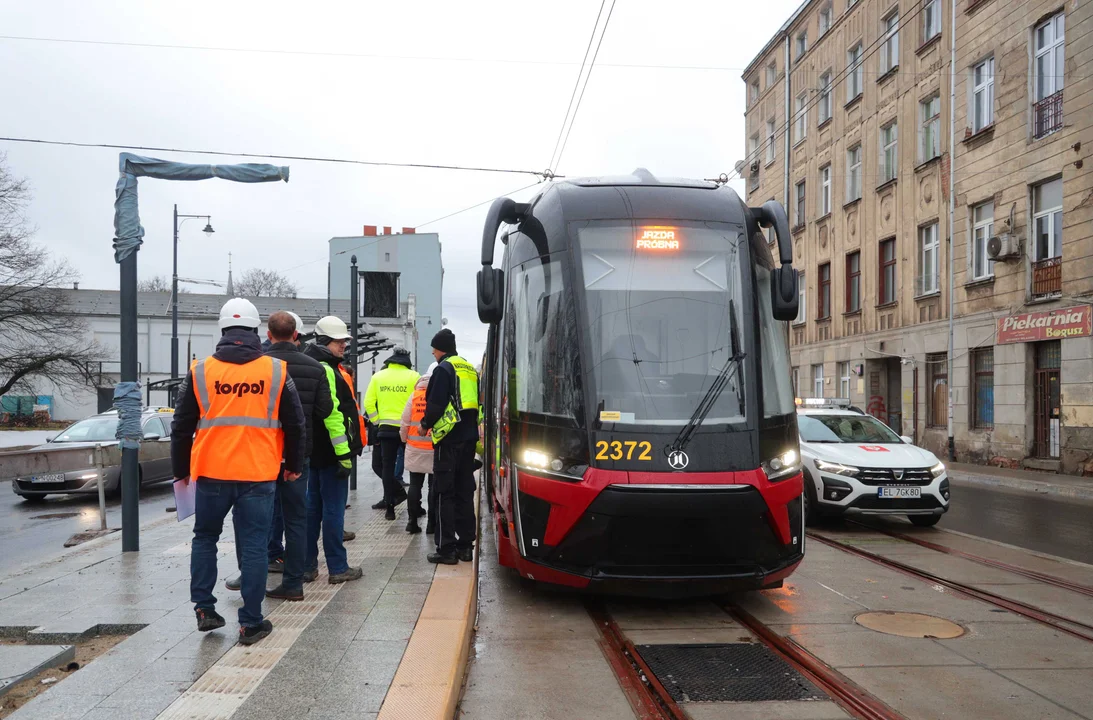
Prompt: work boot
<box><xmin>329</xmin><ymin>567</ymin><xmax>364</xmax><ymax>584</ymax></box>
<box><xmin>371</xmin><ymin>499</ymin><xmax>387</xmax><ymax>510</ymax></box>
<box><xmin>427</xmin><ymin>552</ymin><xmax>458</xmax><ymax>565</ymax></box>
<box><xmin>406</xmin><ymin>519</ymin><xmax>421</xmax><ymax>534</ymax></box>
<box><xmin>457</xmin><ymin>547</ymin><xmax>474</xmax><ymax>563</ymax></box>
<box><xmin>385</xmin><ymin>506</ymin><xmax>396</xmax><ymax>521</ymax></box>
<box><xmin>195</xmin><ymin>608</ymin><xmax>226</xmax><ymax>632</ymax></box>
<box><xmin>302</xmin><ymin>568</ymin><xmax>319</xmax><ymax>583</ymax></box>
<box><xmin>238</xmin><ymin>619</ymin><xmax>273</xmax><ymax>646</ymax></box>
<box><xmin>343</xmin><ymin>530</ymin><xmax>356</xmax><ymax>542</ymax></box>
<box><xmin>268</xmin><ymin>558</ymin><xmax>284</xmax><ymax>573</ymax></box>
<box><xmin>224</xmin><ymin>574</ymin><xmax>241</xmax><ymax>592</ymax></box>
<box><xmin>266</xmin><ymin>584</ymin><xmax>304</xmax><ymax>601</ymax></box>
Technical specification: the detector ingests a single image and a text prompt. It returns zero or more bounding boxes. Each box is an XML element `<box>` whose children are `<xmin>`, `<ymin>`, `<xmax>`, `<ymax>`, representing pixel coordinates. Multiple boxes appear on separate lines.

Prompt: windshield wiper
<box><xmin>669</xmin><ymin>299</ymin><xmax>745</xmax><ymax>456</ymax></box>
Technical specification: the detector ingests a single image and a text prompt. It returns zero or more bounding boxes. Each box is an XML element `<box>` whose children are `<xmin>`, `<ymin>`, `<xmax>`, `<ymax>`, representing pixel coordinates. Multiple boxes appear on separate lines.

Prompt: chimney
<box><xmin>402</xmin><ymin>227</ymin><xmax>416</xmax><ymax>234</ymax></box>
<box><xmin>383</xmin><ymin>226</ymin><xmax>392</xmax><ymax>235</ymax></box>
<box><xmin>363</xmin><ymin>225</ymin><xmax>378</xmax><ymax>237</ymax></box>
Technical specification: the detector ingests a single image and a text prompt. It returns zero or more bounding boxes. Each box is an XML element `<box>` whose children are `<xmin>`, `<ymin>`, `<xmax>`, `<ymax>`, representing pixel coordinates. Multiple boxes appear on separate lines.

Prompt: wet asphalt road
<box><xmin>0</xmin><ymin>480</ymin><xmax>176</xmax><ymax>577</ymax></box>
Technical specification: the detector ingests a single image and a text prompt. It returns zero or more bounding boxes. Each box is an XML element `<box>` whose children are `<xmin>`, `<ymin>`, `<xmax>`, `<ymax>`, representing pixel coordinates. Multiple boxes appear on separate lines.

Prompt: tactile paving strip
<box><xmin>635</xmin><ymin>643</ymin><xmax>826</xmax><ymax>703</ymax></box>
<box><xmin>155</xmin><ymin>509</ymin><xmax>414</xmax><ymax>720</ymax></box>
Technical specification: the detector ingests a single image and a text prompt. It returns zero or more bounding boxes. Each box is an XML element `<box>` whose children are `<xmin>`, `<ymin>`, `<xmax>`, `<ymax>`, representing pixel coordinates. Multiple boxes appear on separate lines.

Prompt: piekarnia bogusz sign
<box><xmin>997</xmin><ymin>305</ymin><xmax>1093</xmax><ymax>344</ymax></box>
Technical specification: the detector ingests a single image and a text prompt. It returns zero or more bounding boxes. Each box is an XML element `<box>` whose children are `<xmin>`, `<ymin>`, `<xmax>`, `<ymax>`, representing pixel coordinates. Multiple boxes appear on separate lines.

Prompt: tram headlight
<box><xmin>929</xmin><ymin>461</ymin><xmax>946</xmax><ymax>478</ymax></box>
<box><xmin>815</xmin><ymin>459</ymin><xmax>859</xmax><ymax>477</ymax></box>
<box><xmin>763</xmin><ymin>449</ymin><xmax>801</xmax><ymax>481</ymax></box>
<box><xmin>523</xmin><ymin>449</ymin><xmax>550</xmax><ymax>469</ymax></box>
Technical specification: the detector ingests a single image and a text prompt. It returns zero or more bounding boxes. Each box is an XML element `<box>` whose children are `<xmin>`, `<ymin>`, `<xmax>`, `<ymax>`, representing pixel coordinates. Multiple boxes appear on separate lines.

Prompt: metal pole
<box><xmin>349</xmin><ymin>255</ymin><xmax>359</xmax><ymax>491</ymax></box>
<box><xmin>326</xmin><ymin>261</ymin><xmax>331</xmax><ymax>314</ymax></box>
<box><xmin>946</xmin><ymin>0</ymin><xmax>957</xmax><ymax>462</ymax></box>
<box><xmin>170</xmin><ymin>204</ymin><xmax>179</xmax><ymax>407</ymax></box>
<box><xmin>96</xmin><ymin>445</ymin><xmax>107</xmax><ymax>531</ymax></box>
<box><xmin>120</xmin><ymin>252</ymin><xmax>140</xmax><ymax>552</ymax></box>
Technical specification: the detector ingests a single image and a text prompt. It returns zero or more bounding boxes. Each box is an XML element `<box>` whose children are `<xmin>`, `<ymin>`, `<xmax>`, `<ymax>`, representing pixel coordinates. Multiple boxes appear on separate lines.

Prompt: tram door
<box><xmin>1034</xmin><ymin>340</ymin><xmax>1061</xmax><ymax>459</ymax></box>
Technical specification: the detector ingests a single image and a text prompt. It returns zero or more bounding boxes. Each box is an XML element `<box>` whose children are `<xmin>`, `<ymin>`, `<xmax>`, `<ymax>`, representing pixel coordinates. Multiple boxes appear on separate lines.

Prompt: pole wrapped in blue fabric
<box><xmin>113</xmin><ymin>382</ymin><xmax>144</xmax><ymax>450</ymax></box>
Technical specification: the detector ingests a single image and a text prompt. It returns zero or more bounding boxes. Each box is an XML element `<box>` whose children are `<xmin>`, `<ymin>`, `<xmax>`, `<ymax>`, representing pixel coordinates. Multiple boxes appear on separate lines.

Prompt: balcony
<box><xmin>1032</xmin><ymin>256</ymin><xmax>1062</xmax><ymax>298</ymax></box>
<box><xmin>1033</xmin><ymin>91</ymin><xmax>1063</xmax><ymax>139</ymax></box>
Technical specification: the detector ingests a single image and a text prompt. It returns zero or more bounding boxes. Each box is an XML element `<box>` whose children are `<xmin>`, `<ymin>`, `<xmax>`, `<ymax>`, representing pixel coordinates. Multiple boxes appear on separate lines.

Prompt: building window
<box><xmin>766</xmin><ymin>119</ymin><xmax>777</xmax><ymax>164</ymax></box>
<box><xmin>796</xmin><ymin>31</ymin><xmax>808</xmax><ymax>60</ymax></box>
<box><xmin>818</xmin><ymin>263</ymin><xmax>831</xmax><ymax>319</ymax></box>
<box><xmin>879</xmin><ymin>238</ymin><xmax>896</xmax><ymax>305</ymax></box>
<box><xmin>812</xmin><ymin>363</ymin><xmax>824</xmax><ymax>398</ymax></box>
<box><xmin>792</xmin><ymin>366</ymin><xmax>800</xmax><ymax>396</ymax></box>
<box><xmin>923</xmin><ymin>0</ymin><xmax>941</xmax><ymax>43</ymax></box>
<box><xmin>767</xmin><ymin>197</ymin><xmax>777</xmax><ymax>244</ymax></box>
<box><xmin>820</xmin><ymin>165</ymin><xmax>831</xmax><ymax>216</ymax></box>
<box><xmin>1032</xmin><ymin>177</ymin><xmax>1063</xmax><ymax>297</ymax></box>
<box><xmin>818</xmin><ymin>71</ymin><xmax>832</xmax><ymax>124</ymax></box>
<box><xmin>880</xmin><ymin>122</ymin><xmax>898</xmax><ymax>184</ymax></box>
<box><xmin>919</xmin><ymin>94</ymin><xmax>940</xmax><ymax>163</ymax></box>
<box><xmin>838</xmin><ymin>361</ymin><xmax>851</xmax><ymax>398</ymax></box>
<box><xmin>972</xmin><ymin>57</ymin><xmax>994</xmax><ymax>133</ymax></box>
<box><xmin>795</xmin><ymin>271</ymin><xmax>807</xmax><ymax>325</ymax></box>
<box><xmin>749</xmin><ymin>133</ymin><xmax>760</xmax><ymax>161</ymax></box>
<box><xmin>750</xmin><ymin>80</ymin><xmax>760</xmax><ymax>103</ymax></box>
<box><xmin>819</xmin><ymin>5</ymin><xmax>833</xmax><ymax>36</ymax></box>
<box><xmin>795</xmin><ymin>180</ymin><xmax>806</xmax><ymax>227</ymax></box>
<box><xmin>972</xmin><ymin>348</ymin><xmax>994</xmax><ymax>430</ymax></box>
<box><xmin>880</xmin><ymin>11</ymin><xmax>900</xmax><ymax>75</ymax></box>
<box><xmin>847</xmin><ymin>43</ymin><xmax>864</xmax><ymax>101</ymax></box>
<box><xmin>794</xmin><ymin>93</ymin><xmax>808</xmax><ymax>144</ymax></box>
<box><xmin>846</xmin><ymin>251</ymin><xmax>861</xmax><ymax>312</ymax></box>
<box><xmin>1033</xmin><ymin>13</ymin><xmax>1065</xmax><ymax>139</ymax></box>
<box><xmin>847</xmin><ymin>145</ymin><xmax>862</xmax><ymax>201</ymax></box>
<box><xmin>971</xmin><ymin>201</ymin><xmax>994</xmax><ymax>281</ymax></box>
<box><xmin>927</xmin><ymin>353</ymin><xmax>948</xmax><ymax>428</ymax></box>
<box><xmin>766</xmin><ymin>61</ymin><xmax>778</xmax><ymax>86</ymax></box>
<box><xmin>918</xmin><ymin>223</ymin><xmax>939</xmax><ymax>296</ymax></box>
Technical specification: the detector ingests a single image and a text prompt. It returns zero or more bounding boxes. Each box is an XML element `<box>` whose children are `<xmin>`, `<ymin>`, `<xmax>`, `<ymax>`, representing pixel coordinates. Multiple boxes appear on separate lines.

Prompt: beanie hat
<box><xmin>431</xmin><ymin>328</ymin><xmax>457</xmax><ymax>355</ymax></box>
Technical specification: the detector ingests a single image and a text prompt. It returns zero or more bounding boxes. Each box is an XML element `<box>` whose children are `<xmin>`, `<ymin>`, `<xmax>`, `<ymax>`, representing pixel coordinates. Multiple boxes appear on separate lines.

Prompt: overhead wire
<box><xmin>546</xmin><ymin>0</ymin><xmax>608</xmax><ymax>174</ymax></box>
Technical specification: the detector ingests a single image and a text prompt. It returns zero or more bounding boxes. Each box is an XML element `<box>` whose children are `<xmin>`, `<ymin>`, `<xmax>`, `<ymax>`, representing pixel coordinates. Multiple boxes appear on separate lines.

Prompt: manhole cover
<box><xmin>30</xmin><ymin>513</ymin><xmax>81</xmax><ymax>520</ymax></box>
<box><xmin>855</xmin><ymin>611</ymin><xmax>964</xmax><ymax>638</ymax></box>
<box><xmin>635</xmin><ymin>643</ymin><xmax>826</xmax><ymax>703</ymax></box>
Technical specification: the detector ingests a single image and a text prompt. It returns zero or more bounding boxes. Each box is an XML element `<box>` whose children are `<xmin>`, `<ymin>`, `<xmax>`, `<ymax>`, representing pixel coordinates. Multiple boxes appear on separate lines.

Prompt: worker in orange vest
<box><xmin>172</xmin><ymin>298</ymin><xmax>306</xmax><ymax>646</ymax></box>
<box><xmin>400</xmin><ymin>362</ymin><xmax>438</xmax><ymax>535</ymax></box>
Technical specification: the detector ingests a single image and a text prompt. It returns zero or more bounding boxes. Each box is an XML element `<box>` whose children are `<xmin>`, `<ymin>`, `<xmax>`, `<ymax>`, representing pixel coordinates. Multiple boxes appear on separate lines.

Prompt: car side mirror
<box><xmin>44</xmin><ymin>434</ymin><xmax>56</xmax><ymax>443</ymax></box>
<box><xmin>143</xmin><ymin>433</ymin><xmax>161</xmax><ymax>441</ymax></box>
<box><xmin>900</xmin><ymin>435</ymin><xmax>913</xmax><ymax>444</ymax></box>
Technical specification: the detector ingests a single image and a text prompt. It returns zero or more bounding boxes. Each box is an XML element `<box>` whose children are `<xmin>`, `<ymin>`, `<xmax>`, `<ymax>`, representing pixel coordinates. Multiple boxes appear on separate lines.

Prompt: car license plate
<box><xmin>878</xmin><ymin>486</ymin><xmax>921</xmax><ymax>499</ymax></box>
<box><xmin>30</xmin><ymin>473</ymin><xmax>65</xmax><ymax>484</ymax></box>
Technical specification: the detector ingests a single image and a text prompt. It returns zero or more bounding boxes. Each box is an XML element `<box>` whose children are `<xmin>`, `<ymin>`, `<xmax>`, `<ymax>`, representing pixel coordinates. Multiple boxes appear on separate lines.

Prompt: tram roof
<box><xmin>563</xmin><ymin>168</ymin><xmax>718</xmax><ymax>190</ymax></box>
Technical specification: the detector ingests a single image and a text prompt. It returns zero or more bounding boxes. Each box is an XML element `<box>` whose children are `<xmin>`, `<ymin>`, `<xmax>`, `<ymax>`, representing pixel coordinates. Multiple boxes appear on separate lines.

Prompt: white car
<box><xmin>797</xmin><ymin>402</ymin><xmax>950</xmax><ymax>527</ymax></box>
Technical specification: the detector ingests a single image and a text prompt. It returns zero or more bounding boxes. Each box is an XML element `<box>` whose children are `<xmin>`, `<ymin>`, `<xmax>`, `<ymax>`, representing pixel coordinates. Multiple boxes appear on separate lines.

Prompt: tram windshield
<box><xmin>578</xmin><ymin>222</ymin><xmax>747</xmax><ymax>427</ymax></box>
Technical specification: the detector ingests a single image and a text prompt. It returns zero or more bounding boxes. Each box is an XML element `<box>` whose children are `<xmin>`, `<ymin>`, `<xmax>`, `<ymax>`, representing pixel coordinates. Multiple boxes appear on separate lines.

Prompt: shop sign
<box><xmin>997</xmin><ymin>306</ymin><xmax>1092</xmax><ymax>344</ymax></box>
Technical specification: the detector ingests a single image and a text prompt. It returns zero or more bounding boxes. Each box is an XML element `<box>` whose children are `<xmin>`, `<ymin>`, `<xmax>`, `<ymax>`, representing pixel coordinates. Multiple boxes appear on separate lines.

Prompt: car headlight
<box><xmin>815</xmin><ymin>459</ymin><xmax>859</xmax><ymax>477</ymax></box>
<box><xmin>930</xmin><ymin>462</ymin><xmax>946</xmax><ymax>478</ymax></box>
<box><xmin>763</xmin><ymin>449</ymin><xmax>801</xmax><ymax>482</ymax></box>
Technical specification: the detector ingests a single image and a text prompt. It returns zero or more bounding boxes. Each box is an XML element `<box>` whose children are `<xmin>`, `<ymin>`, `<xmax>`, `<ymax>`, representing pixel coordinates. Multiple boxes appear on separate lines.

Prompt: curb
<box><xmin>949</xmin><ymin>470</ymin><xmax>1093</xmax><ymax>502</ymax></box>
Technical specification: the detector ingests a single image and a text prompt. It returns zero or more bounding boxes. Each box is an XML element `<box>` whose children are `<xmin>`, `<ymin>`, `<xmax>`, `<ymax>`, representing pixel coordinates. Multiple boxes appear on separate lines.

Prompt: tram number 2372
<box><xmin>594</xmin><ymin>440</ymin><xmax>654</xmax><ymax>461</ymax></box>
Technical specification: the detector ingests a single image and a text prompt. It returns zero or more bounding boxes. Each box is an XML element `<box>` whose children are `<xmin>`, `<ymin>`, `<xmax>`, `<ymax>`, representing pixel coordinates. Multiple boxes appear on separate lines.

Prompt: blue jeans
<box><xmin>190</xmin><ymin>480</ymin><xmax>276</xmax><ymax>628</ymax></box>
<box><xmin>268</xmin><ymin>461</ymin><xmax>309</xmax><ymax>590</ymax></box>
<box><xmin>305</xmin><ymin>465</ymin><xmax>349</xmax><ymax>575</ymax></box>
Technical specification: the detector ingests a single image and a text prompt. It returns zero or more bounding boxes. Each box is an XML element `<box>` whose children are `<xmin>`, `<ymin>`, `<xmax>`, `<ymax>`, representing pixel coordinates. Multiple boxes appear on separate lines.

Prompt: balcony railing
<box><xmin>1033</xmin><ymin>91</ymin><xmax>1063</xmax><ymax>139</ymax></box>
<box><xmin>1032</xmin><ymin>256</ymin><xmax>1062</xmax><ymax>297</ymax></box>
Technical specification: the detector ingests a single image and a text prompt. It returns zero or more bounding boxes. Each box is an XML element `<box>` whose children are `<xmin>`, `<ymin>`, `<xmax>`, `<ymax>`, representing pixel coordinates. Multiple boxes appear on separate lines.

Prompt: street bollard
<box><xmin>95</xmin><ymin>444</ymin><xmax>107</xmax><ymax>531</ymax></box>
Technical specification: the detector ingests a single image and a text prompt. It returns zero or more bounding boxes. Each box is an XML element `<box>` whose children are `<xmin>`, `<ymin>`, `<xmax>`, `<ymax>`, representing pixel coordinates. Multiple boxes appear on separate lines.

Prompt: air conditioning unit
<box><xmin>750</xmin><ymin>160</ymin><xmax>760</xmax><ymax>173</ymax></box>
<box><xmin>987</xmin><ymin>234</ymin><xmax>1019</xmax><ymax>260</ymax></box>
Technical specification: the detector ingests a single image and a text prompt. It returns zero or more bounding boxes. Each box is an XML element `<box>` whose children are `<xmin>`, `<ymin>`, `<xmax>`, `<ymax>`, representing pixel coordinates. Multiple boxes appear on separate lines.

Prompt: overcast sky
<box><xmin>0</xmin><ymin>0</ymin><xmax>800</xmax><ymax>359</ymax></box>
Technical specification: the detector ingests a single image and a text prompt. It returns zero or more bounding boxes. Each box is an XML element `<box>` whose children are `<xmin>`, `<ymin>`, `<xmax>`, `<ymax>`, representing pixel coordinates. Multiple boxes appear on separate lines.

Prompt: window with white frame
<box><xmin>972</xmin><ymin>58</ymin><xmax>994</xmax><ymax>133</ymax></box>
<box><xmin>919</xmin><ymin>94</ymin><xmax>940</xmax><ymax>163</ymax></box>
<box><xmin>819</xmin><ymin>5</ymin><xmax>833</xmax><ymax>36</ymax></box>
<box><xmin>820</xmin><ymin>165</ymin><xmax>831</xmax><ymax>216</ymax></box>
<box><xmin>881</xmin><ymin>11</ymin><xmax>900</xmax><ymax>75</ymax></box>
<box><xmin>880</xmin><ymin>122</ymin><xmax>898</xmax><ymax>184</ymax></box>
<box><xmin>766</xmin><ymin>119</ymin><xmax>777</xmax><ymax>163</ymax></box>
<box><xmin>818</xmin><ymin>71</ymin><xmax>832</xmax><ymax>124</ymax></box>
<box><xmin>812</xmin><ymin>364</ymin><xmax>824</xmax><ymax>398</ymax></box>
<box><xmin>766</xmin><ymin>61</ymin><xmax>778</xmax><ymax>87</ymax></box>
<box><xmin>971</xmin><ymin>201</ymin><xmax>994</xmax><ymax>280</ymax></box>
<box><xmin>795</xmin><ymin>180</ymin><xmax>807</xmax><ymax>226</ymax></box>
<box><xmin>923</xmin><ymin>0</ymin><xmax>941</xmax><ymax>43</ymax></box>
<box><xmin>1035</xmin><ymin>13</ymin><xmax>1065</xmax><ymax>101</ymax></box>
<box><xmin>795</xmin><ymin>271</ymin><xmax>807</xmax><ymax>324</ymax></box>
<box><xmin>794</xmin><ymin>93</ymin><xmax>808</xmax><ymax>143</ymax></box>
<box><xmin>796</xmin><ymin>31</ymin><xmax>808</xmax><ymax>60</ymax></box>
<box><xmin>749</xmin><ymin>133</ymin><xmax>760</xmax><ymax>161</ymax></box>
<box><xmin>847</xmin><ymin>145</ymin><xmax>862</xmax><ymax>201</ymax></box>
<box><xmin>750</xmin><ymin>80</ymin><xmax>760</xmax><ymax>104</ymax></box>
<box><xmin>1033</xmin><ymin>178</ymin><xmax>1062</xmax><ymax>261</ymax></box>
<box><xmin>918</xmin><ymin>222</ymin><xmax>939</xmax><ymax>295</ymax></box>
<box><xmin>838</xmin><ymin>361</ymin><xmax>851</xmax><ymax>398</ymax></box>
<box><xmin>847</xmin><ymin>44</ymin><xmax>864</xmax><ymax>101</ymax></box>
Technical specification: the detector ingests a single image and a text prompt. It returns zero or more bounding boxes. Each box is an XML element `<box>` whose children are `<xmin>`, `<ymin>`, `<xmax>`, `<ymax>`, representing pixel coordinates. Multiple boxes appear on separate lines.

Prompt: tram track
<box><xmin>845</xmin><ymin>518</ymin><xmax>1093</xmax><ymax>599</ymax></box>
<box><xmin>807</xmin><ymin>531</ymin><xmax>1093</xmax><ymax>643</ymax></box>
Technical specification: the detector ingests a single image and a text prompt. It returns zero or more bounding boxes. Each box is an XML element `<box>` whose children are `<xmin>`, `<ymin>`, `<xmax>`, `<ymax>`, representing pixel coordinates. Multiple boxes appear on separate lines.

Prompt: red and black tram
<box><xmin>476</xmin><ymin>169</ymin><xmax>803</xmax><ymax>597</ymax></box>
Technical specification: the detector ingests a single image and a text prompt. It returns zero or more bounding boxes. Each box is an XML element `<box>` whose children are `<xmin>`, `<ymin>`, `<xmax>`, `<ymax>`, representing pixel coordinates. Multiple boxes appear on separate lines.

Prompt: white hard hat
<box><xmin>286</xmin><ymin>311</ymin><xmax>304</xmax><ymax>334</ymax></box>
<box><xmin>427</xmin><ymin>361</ymin><xmax>438</xmax><ymax>375</ymax></box>
<box><xmin>219</xmin><ymin>298</ymin><xmax>261</xmax><ymax>330</ymax></box>
<box><xmin>314</xmin><ymin>315</ymin><xmax>352</xmax><ymax>340</ymax></box>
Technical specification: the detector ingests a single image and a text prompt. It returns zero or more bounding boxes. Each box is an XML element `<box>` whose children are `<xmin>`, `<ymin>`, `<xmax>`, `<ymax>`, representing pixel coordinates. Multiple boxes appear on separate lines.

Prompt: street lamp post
<box><xmin>171</xmin><ymin>205</ymin><xmax>214</xmax><ymax>405</ymax></box>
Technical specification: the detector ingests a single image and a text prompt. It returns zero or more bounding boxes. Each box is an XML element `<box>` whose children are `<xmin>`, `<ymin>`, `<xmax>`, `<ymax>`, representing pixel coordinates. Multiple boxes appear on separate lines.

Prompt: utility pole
<box><xmin>349</xmin><ymin>255</ymin><xmax>359</xmax><ymax>491</ymax></box>
<box><xmin>946</xmin><ymin>0</ymin><xmax>957</xmax><ymax>461</ymax></box>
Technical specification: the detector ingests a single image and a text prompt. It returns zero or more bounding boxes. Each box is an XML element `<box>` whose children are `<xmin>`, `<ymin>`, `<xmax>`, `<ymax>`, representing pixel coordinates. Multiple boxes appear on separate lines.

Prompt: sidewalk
<box><xmin>0</xmin><ymin>464</ymin><xmax>477</xmax><ymax>720</ymax></box>
<box><xmin>947</xmin><ymin>461</ymin><xmax>1093</xmax><ymax>502</ymax></box>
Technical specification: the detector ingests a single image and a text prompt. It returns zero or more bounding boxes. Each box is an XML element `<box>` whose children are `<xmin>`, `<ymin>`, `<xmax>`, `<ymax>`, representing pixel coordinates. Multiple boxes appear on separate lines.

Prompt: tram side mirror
<box><xmin>477</xmin><ymin>267</ymin><xmax>505</xmax><ymax>325</ymax></box>
<box><xmin>771</xmin><ymin>265</ymin><xmax>799</xmax><ymax>321</ymax></box>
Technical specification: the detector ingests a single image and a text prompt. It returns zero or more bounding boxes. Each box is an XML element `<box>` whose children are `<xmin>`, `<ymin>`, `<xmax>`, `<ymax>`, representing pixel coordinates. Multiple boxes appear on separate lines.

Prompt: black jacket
<box><xmin>172</xmin><ymin>328</ymin><xmax>306</xmax><ymax>480</ymax></box>
<box><xmin>265</xmin><ymin>341</ymin><xmax>334</xmax><ymax>457</ymax></box>
<box><xmin>422</xmin><ymin>353</ymin><xmax>479</xmax><ymax>446</ymax></box>
<box><xmin>304</xmin><ymin>343</ymin><xmax>363</xmax><ymax>468</ymax></box>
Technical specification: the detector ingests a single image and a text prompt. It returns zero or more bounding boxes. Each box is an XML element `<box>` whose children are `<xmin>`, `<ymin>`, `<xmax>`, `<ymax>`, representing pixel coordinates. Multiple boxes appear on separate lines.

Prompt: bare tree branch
<box><xmin>235</xmin><ymin>268</ymin><xmax>299</xmax><ymax>298</ymax></box>
<box><xmin>138</xmin><ymin>274</ymin><xmax>189</xmax><ymax>293</ymax></box>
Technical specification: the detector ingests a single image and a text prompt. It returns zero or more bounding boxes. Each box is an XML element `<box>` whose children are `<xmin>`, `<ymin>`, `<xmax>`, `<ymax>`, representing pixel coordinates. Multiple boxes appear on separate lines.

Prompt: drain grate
<box><xmin>635</xmin><ymin>643</ymin><xmax>826</xmax><ymax>703</ymax></box>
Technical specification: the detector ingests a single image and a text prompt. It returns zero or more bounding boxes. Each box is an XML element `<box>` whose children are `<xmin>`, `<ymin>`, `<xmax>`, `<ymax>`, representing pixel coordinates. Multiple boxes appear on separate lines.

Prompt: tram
<box><xmin>476</xmin><ymin>169</ymin><xmax>803</xmax><ymax>597</ymax></box>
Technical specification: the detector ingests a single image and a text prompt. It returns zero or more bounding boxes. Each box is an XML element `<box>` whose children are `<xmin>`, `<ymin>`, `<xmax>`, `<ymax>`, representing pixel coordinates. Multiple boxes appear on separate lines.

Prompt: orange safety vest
<box><xmin>406</xmin><ymin>385</ymin><xmax>431</xmax><ymax>450</ymax></box>
<box><xmin>338</xmin><ymin>365</ymin><xmax>366</xmax><ymax>444</ymax></box>
<box><xmin>190</xmin><ymin>355</ymin><xmax>288</xmax><ymax>482</ymax></box>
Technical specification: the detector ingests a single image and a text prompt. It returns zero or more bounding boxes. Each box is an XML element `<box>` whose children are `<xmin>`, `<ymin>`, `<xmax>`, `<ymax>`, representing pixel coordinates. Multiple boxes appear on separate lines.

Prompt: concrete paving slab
<box><xmin>607</xmin><ymin>599</ymin><xmax>737</xmax><ymax>630</ymax></box>
<box><xmin>862</xmin><ymin>546</ymin><xmax>1044</xmax><ymax>585</ymax></box>
<box><xmin>626</xmin><ymin>627</ymin><xmax>757</xmax><ymax>645</ymax></box>
<box><xmin>937</xmin><ymin>621</ymin><xmax>1093</xmax><ymax>669</ymax></box>
<box><xmin>772</xmin><ymin>623</ymin><xmax>974</xmax><ymax>668</ymax></box>
<box><xmin>999</xmin><ymin>669</ymin><xmax>1093</xmax><ymax>720</ymax></box>
<box><xmin>930</xmin><ymin>528</ymin><xmax>1093</xmax><ymax>585</ymax></box>
<box><xmin>967</xmin><ymin>581</ymin><xmax>1093</xmax><ymax>627</ymax></box>
<box><xmin>734</xmin><ymin>579</ymin><xmax>871</xmax><ymax>625</ymax></box>
<box><xmin>475</xmin><ymin>581</ymin><xmax>596</xmax><ymax>640</ymax></box>
<box><xmin>0</xmin><ymin>644</ymin><xmax>75</xmax><ymax>695</ymax></box>
<box><xmin>685</xmin><ymin>699</ymin><xmax>852</xmax><ymax>719</ymax></box>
